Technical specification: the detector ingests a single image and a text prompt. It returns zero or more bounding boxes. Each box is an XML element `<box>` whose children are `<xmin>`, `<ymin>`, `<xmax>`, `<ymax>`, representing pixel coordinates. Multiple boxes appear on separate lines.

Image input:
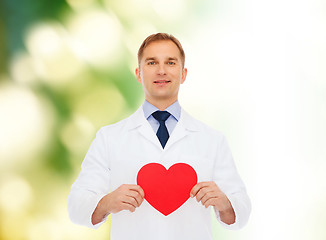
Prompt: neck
<box><xmin>146</xmin><ymin>98</ymin><xmax>177</xmax><ymax>111</ymax></box>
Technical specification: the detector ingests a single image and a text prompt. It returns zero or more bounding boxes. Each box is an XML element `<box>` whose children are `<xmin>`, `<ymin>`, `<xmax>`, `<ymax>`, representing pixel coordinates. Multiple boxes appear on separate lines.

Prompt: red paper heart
<box><xmin>137</xmin><ymin>163</ymin><xmax>197</xmax><ymax>216</ymax></box>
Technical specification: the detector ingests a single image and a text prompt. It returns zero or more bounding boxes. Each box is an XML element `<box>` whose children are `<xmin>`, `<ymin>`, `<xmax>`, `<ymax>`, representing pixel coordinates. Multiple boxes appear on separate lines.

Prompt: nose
<box><xmin>156</xmin><ymin>63</ymin><xmax>166</xmax><ymax>75</ymax></box>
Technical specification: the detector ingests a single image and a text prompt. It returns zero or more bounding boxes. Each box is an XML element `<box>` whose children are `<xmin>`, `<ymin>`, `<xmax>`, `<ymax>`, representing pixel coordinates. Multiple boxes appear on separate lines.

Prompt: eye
<box><xmin>168</xmin><ymin>61</ymin><xmax>176</xmax><ymax>65</ymax></box>
<box><xmin>148</xmin><ymin>61</ymin><xmax>155</xmax><ymax>65</ymax></box>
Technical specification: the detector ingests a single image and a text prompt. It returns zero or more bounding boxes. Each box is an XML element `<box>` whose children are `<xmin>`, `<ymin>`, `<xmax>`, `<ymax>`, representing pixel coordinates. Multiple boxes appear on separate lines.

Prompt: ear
<box><xmin>181</xmin><ymin>68</ymin><xmax>187</xmax><ymax>84</ymax></box>
<box><xmin>135</xmin><ymin>67</ymin><xmax>142</xmax><ymax>84</ymax></box>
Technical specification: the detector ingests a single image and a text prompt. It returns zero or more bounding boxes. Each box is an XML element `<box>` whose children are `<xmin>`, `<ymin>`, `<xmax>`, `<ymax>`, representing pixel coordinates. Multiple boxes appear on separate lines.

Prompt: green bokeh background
<box><xmin>0</xmin><ymin>0</ymin><xmax>220</xmax><ymax>239</ymax></box>
<box><xmin>1</xmin><ymin>0</ymin><xmax>326</xmax><ymax>239</ymax></box>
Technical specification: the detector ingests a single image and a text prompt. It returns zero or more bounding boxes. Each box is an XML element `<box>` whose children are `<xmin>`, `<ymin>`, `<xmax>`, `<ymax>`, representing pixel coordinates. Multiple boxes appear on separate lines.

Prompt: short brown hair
<box><xmin>137</xmin><ymin>33</ymin><xmax>185</xmax><ymax>68</ymax></box>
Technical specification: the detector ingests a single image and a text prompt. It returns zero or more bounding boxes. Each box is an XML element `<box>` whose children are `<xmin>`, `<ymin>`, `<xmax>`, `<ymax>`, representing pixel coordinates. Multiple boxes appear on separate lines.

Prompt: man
<box><xmin>68</xmin><ymin>33</ymin><xmax>251</xmax><ymax>239</ymax></box>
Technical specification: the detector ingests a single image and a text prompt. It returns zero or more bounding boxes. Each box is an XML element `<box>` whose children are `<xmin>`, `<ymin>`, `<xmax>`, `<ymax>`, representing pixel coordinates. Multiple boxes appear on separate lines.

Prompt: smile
<box><xmin>154</xmin><ymin>80</ymin><xmax>171</xmax><ymax>83</ymax></box>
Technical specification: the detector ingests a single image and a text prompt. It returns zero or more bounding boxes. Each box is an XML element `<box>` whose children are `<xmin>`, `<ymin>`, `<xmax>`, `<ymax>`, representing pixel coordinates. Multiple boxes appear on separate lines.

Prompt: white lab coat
<box><xmin>67</xmin><ymin>106</ymin><xmax>251</xmax><ymax>240</ymax></box>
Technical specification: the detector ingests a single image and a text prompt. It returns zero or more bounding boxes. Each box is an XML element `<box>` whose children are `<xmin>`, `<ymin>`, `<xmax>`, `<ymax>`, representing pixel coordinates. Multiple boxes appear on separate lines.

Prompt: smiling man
<box><xmin>68</xmin><ymin>33</ymin><xmax>251</xmax><ymax>240</ymax></box>
<box><xmin>135</xmin><ymin>38</ymin><xmax>187</xmax><ymax>110</ymax></box>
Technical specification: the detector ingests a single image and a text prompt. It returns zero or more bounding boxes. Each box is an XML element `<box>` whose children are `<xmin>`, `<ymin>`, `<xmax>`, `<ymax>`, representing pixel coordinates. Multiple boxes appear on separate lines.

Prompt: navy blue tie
<box><xmin>152</xmin><ymin>111</ymin><xmax>171</xmax><ymax>148</ymax></box>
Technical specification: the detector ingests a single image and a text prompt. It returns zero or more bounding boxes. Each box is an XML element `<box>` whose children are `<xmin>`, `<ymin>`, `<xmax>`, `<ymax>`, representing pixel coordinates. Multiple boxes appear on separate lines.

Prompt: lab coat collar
<box><xmin>125</xmin><ymin>106</ymin><xmax>200</xmax><ymax>150</ymax></box>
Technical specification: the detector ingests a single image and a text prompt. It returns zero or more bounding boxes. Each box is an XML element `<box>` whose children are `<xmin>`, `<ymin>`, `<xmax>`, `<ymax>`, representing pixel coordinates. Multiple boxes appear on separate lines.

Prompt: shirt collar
<box><xmin>142</xmin><ymin>100</ymin><xmax>181</xmax><ymax>121</ymax></box>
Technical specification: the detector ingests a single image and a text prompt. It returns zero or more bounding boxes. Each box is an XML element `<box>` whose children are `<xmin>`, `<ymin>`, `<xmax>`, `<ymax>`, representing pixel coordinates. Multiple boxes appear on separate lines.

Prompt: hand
<box><xmin>92</xmin><ymin>184</ymin><xmax>144</xmax><ymax>225</ymax></box>
<box><xmin>104</xmin><ymin>184</ymin><xmax>145</xmax><ymax>213</ymax></box>
<box><xmin>190</xmin><ymin>181</ymin><xmax>235</xmax><ymax>225</ymax></box>
<box><xmin>190</xmin><ymin>181</ymin><xmax>230</xmax><ymax>210</ymax></box>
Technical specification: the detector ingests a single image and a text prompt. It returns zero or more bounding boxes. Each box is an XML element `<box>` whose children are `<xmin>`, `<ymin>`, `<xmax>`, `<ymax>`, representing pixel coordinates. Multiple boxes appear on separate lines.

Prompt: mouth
<box><xmin>153</xmin><ymin>80</ymin><xmax>171</xmax><ymax>84</ymax></box>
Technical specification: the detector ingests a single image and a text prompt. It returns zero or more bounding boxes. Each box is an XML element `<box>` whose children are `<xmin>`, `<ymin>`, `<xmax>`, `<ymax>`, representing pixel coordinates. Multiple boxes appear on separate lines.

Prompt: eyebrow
<box><xmin>144</xmin><ymin>57</ymin><xmax>179</xmax><ymax>62</ymax></box>
<box><xmin>168</xmin><ymin>57</ymin><xmax>178</xmax><ymax>61</ymax></box>
<box><xmin>145</xmin><ymin>57</ymin><xmax>156</xmax><ymax>62</ymax></box>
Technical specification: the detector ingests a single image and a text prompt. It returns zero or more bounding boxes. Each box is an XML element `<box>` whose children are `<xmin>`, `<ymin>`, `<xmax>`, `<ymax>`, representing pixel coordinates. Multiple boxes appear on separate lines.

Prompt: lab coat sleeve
<box><xmin>67</xmin><ymin>127</ymin><xmax>111</xmax><ymax>228</ymax></box>
<box><xmin>213</xmin><ymin>134</ymin><xmax>251</xmax><ymax>230</ymax></box>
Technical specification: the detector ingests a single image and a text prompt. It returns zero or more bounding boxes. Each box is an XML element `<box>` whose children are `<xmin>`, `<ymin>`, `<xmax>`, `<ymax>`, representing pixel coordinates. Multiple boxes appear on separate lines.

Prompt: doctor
<box><xmin>68</xmin><ymin>33</ymin><xmax>251</xmax><ymax>239</ymax></box>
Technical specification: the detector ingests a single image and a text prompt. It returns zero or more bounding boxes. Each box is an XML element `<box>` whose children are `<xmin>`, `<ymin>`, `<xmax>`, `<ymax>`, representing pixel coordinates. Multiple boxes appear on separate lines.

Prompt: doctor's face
<box><xmin>135</xmin><ymin>40</ymin><xmax>187</xmax><ymax>105</ymax></box>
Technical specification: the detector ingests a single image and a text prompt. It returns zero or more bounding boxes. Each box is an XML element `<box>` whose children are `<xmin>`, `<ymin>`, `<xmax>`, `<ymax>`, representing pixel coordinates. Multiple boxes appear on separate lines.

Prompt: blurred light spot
<box><xmin>27</xmin><ymin>218</ymin><xmax>62</xmax><ymax>240</ymax></box>
<box><xmin>67</xmin><ymin>9</ymin><xmax>122</xmax><ymax>69</ymax></box>
<box><xmin>0</xmin><ymin>175</ymin><xmax>33</xmax><ymax>214</ymax></box>
<box><xmin>10</xmin><ymin>52</ymin><xmax>37</xmax><ymax>84</ymax></box>
<box><xmin>0</xmin><ymin>83</ymin><xmax>53</xmax><ymax>168</ymax></box>
<box><xmin>73</xmin><ymin>84</ymin><xmax>125</xmax><ymax>128</ymax></box>
<box><xmin>151</xmin><ymin>0</ymin><xmax>186</xmax><ymax>21</ymax></box>
<box><xmin>103</xmin><ymin>0</ymin><xmax>149</xmax><ymax>23</ymax></box>
<box><xmin>124</xmin><ymin>22</ymin><xmax>158</xmax><ymax>64</ymax></box>
<box><xmin>1</xmin><ymin>214</ymin><xmax>29</xmax><ymax>239</ymax></box>
<box><xmin>65</xmin><ymin>0</ymin><xmax>95</xmax><ymax>10</ymax></box>
<box><xmin>59</xmin><ymin>114</ymin><xmax>96</xmax><ymax>155</ymax></box>
<box><xmin>25</xmin><ymin>22</ymin><xmax>83</xmax><ymax>85</ymax></box>
<box><xmin>27</xmin><ymin>214</ymin><xmax>110</xmax><ymax>240</ymax></box>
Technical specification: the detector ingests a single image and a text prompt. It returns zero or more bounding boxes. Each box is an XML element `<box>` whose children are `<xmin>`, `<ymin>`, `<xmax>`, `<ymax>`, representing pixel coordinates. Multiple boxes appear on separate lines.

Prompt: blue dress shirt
<box><xmin>142</xmin><ymin>100</ymin><xmax>181</xmax><ymax>135</ymax></box>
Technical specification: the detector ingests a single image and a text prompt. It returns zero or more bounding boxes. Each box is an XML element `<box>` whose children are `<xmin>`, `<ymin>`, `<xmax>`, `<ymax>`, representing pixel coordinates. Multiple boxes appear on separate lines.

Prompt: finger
<box><xmin>196</xmin><ymin>184</ymin><xmax>217</xmax><ymax>202</ymax></box>
<box><xmin>137</xmin><ymin>186</ymin><xmax>145</xmax><ymax>198</ymax></box>
<box><xmin>128</xmin><ymin>185</ymin><xmax>145</xmax><ymax>198</ymax></box>
<box><xmin>134</xmin><ymin>192</ymin><xmax>144</xmax><ymax>206</ymax></box>
<box><xmin>201</xmin><ymin>192</ymin><xmax>217</xmax><ymax>206</ymax></box>
<box><xmin>190</xmin><ymin>182</ymin><xmax>214</xmax><ymax>197</ymax></box>
<box><xmin>126</xmin><ymin>190</ymin><xmax>143</xmax><ymax>207</ymax></box>
<box><xmin>211</xmin><ymin>182</ymin><xmax>221</xmax><ymax>192</ymax></box>
<box><xmin>122</xmin><ymin>195</ymin><xmax>139</xmax><ymax>208</ymax></box>
<box><xmin>121</xmin><ymin>202</ymin><xmax>136</xmax><ymax>212</ymax></box>
<box><xmin>204</xmin><ymin>198</ymin><xmax>217</xmax><ymax>208</ymax></box>
<box><xmin>190</xmin><ymin>182</ymin><xmax>204</xmax><ymax>197</ymax></box>
<box><xmin>196</xmin><ymin>187</ymin><xmax>210</xmax><ymax>202</ymax></box>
